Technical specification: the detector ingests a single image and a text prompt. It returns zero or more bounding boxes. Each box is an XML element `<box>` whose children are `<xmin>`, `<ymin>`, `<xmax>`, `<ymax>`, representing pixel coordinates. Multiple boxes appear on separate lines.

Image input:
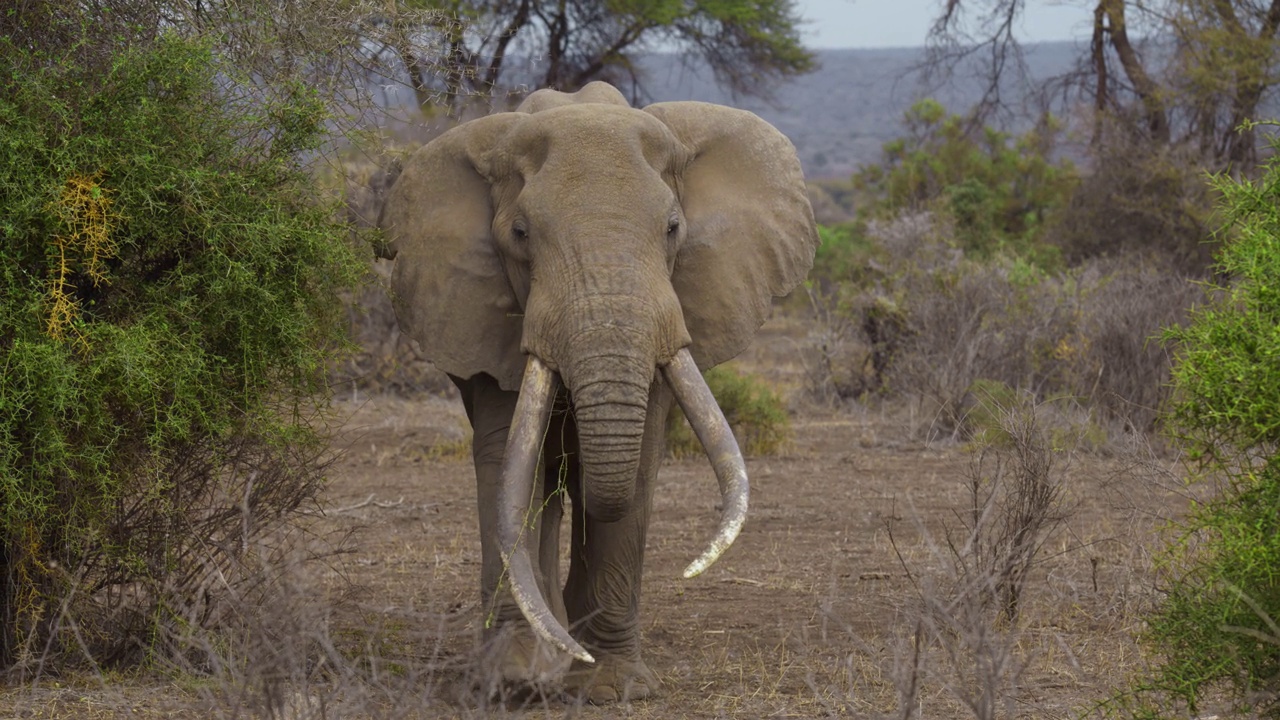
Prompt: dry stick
<box><xmin>330</xmin><ymin>494</ymin><xmax>406</xmax><ymax>513</ymax></box>
<box><xmin>884</xmin><ymin>502</ymin><xmax>922</xmax><ymax>598</ymax></box>
<box><xmin>898</xmin><ymin>615</ymin><xmax>926</xmax><ymax>720</ymax></box>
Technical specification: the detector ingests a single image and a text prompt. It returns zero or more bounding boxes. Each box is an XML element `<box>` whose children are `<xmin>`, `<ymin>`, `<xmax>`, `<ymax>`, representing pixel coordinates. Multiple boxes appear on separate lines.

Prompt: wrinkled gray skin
<box><xmin>378</xmin><ymin>82</ymin><xmax>818</xmax><ymax>703</ymax></box>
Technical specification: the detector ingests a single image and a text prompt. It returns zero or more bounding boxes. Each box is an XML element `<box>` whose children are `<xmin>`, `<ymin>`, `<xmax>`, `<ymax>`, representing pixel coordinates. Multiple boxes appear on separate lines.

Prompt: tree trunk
<box><xmin>1099</xmin><ymin>0</ymin><xmax>1169</xmax><ymax>143</ymax></box>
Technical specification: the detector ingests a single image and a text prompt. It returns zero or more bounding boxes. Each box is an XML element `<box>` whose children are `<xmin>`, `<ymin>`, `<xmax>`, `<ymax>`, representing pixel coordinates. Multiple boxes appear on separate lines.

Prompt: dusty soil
<box><xmin>0</xmin><ymin>317</ymin><xmax>1196</xmax><ymax>719</ymax></box>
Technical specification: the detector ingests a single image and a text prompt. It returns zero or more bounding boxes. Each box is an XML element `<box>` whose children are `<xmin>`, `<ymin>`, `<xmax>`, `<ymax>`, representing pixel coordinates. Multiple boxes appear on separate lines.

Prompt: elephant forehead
<box><xmin>512</xmin><ymin>105</ymin><xmax>681</xmax><ymax>168</ymax></box>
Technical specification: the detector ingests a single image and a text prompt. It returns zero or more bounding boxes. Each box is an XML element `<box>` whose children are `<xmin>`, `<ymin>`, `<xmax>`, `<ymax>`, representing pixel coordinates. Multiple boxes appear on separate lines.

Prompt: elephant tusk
<box><xmin>497</xmin><ymin>356</ymin><xmax>594</xmax><ymax>664</ymax></box>
<box><xmin>662</xmin><ymin>348</ymin><xmax>749</xmax><ymax>579</ymax></box>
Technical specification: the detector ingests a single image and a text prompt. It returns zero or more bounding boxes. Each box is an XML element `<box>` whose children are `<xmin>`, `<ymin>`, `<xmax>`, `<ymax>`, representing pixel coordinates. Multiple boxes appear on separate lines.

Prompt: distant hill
<box><xmin>637</xmin><ymin>42</ymin><xmax>1084</xmax><ymax>179</ymax></box>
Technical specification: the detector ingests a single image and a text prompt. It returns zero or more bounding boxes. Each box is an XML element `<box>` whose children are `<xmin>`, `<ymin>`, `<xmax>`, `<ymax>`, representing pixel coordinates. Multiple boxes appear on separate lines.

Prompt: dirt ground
<box><xmin>0</xmin><ymin>317</ymin><xmax>1197</xmax><ymax>719</ymax></box>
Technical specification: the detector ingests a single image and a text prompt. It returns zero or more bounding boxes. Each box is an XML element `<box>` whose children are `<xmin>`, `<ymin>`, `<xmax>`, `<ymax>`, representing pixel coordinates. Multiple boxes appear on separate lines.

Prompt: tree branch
<box><xmin>1221</xmin><ymin>0</ymin><xmax>1280</xmax><ymax>166</ymax></box>
<box><xmin>922</xmin><ymin>0</ymin><xmax>1026</xmax><ymax>125</ymax></box>
<box><xmin>542</xmin><ymin>0</ymin><xmax>568</xmax><ymax>88</ymax></box>
<box><xmin>483</xmin><ymin>0</ymin><xmax>531</xmax><ymax>90</ymax></box>
<box><xmin>567</xmin><ymin>20</ymin><xmax>649</xmax><ymax>90</ymax></box>
<box><xmin>1099</xmin><ymin>0</ymin><xmax>1169</xmax><ymax>143</ymax></box>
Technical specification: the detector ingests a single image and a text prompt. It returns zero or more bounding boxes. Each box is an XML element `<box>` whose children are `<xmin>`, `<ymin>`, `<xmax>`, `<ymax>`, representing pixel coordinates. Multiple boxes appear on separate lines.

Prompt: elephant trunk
<box><xmin>565</xmin><ymin>354</ymin><xmax>653</xmax><ymax>523</ymax></box>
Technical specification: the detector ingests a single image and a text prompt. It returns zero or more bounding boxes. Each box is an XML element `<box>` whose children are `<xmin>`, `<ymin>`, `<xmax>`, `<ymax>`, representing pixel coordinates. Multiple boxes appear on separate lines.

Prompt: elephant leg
<box><xmin>563</xmin><ymin>379</ymin><xmax>673</xmax><ymax>703</ymax></box>
<box><xmin>451</xmin><ymin>373</ymin><xmax>569</xmax><ymax>686</ymax></box>
<box><xmin>539</xmin><ymin>410</ymin><xmax>577</xmax><ymax>629</ymax></box>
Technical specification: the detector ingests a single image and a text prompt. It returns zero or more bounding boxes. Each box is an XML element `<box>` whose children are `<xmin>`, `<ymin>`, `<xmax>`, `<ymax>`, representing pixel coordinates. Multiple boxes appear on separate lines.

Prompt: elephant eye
<box><xmin>667</xmin><ymin>219</ymin><xmax>680</xmax><ymax>236</ymax></box>
<box><xmin>512</xmin><ymin>222</ymin><xmax>528</xmax><ymax>240</ymax></box>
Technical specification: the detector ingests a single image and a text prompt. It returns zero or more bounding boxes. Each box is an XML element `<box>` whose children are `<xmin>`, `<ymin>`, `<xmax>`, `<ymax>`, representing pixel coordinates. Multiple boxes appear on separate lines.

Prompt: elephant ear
<box><xmin>379</xmin><ymin>113</ymin><xmax>527</xmax><ymax>391</ymax></box>
<box><xmin>644</xmin><ymin>102</ymin><xmax>819</xmax><ymax>370</ymax></box>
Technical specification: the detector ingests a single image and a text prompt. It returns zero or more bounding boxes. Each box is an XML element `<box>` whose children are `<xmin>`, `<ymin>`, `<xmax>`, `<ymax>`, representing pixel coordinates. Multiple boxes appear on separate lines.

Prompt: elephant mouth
<box><xmin>495</xmin><ymin>347</ymin><xmax>748</xmax><ymax>664</ymax></box>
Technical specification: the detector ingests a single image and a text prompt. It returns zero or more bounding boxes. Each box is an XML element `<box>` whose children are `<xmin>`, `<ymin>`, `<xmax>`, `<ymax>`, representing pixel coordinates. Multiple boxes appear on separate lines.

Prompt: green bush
<box><xmin>668</xmin><ymin>367</ymin><xmax>790</xmax><ymax>457</ymax></box>
<box><xmin>852</xmin><ymin>99</ymin><xmax>1076</xmax><ymax>268</ymax></box>
<box><xmin>809</xmin><ymin>222</ymin><xmax>878</xmax><ymax>290</ymax></box>
<box><xmin>1138</xmin><ymin>142</ymin><xmax>1280</xmax><ymax>717</ymax></box>
<box><xmin>0</xmin><ymin>33</ymin><xmax>364</xmax><ymax>666</ymax></box>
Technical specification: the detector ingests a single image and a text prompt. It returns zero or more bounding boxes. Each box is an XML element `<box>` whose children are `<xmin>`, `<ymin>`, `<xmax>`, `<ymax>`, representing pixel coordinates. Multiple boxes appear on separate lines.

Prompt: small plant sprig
<box><xmin>46</xmin><ymin>174</ymin><xmax>121</xmax><ymax>345</ymax></box>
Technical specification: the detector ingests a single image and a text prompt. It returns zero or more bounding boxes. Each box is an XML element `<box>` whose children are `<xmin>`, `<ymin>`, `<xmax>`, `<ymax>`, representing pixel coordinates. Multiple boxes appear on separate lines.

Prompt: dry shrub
<box><xmin>126</xmin><ymin>522</ymin><xmax>458</xmax><ymax>719</ymax></box>
<box><xmin>153</xmin><ymin>528</ymin><xmax>352</xmax><ymax>720</ymax></box>
<box><xmin>3</xmin><ymin>432</ymin><xmax>335</xmax><ymax>678</ymax></box>
<box><xmin>336</xmin><ymin>261</ymin><xmax>457</xmax><ymax>398</ymax></box>
<box><xmin>886</xmin><ymin>259</ymin><xmax>1069</xmax><ymax>440</ymax></box>
<box><xmin>1049</xmin><ymin>127</ymin><xmax>1218</xmax><ymax>275</ymax></box>
<box><xmin>840</xmin><ymin>214</ymin><xmax>1074</xmax><ymax>439</ymax></box>
<box><xmin>884</xmin><ymin>397</ymin><xmax>1070</xmax><ymax>719</ymax></box>
<box><xmin>889</xmin><ymin>578</ymin><xmax>1027</xmax><ymax>720</ymax></box>
<box><xmin>805</xmin><ymin>213</ymin><xmax>1208</xmax><ymax>443</ymax></box>
<box><xmin>802</xmin><ymin>214</ymin><xmax>947</xmax><ymax>405</ymax></box>
<box><xmin>955</xmin><ymin>401</ymin><xmax>1069</xmax><ymax>622</ymax></box>
<box><xmin>1068</xmin><ymin>258</ymin><xmax>1206</xmax><ymax>433</ymax></box>
<box><xmin>801</xmin><ymin>285</ymin><xmax>876</xmax><ymax>404</ymax></box>
<box><xmin>9</xmin><ymin>485</ymin><xmax>569</xmax><ymax>718</ymax></box>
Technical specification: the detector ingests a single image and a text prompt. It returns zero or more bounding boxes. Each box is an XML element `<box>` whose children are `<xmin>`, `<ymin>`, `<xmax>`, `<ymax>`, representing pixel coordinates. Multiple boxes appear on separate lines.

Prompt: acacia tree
<box><xmin>389</xmin><ymin>0</ymin><xmax>817</xmax><ymax>110</ymax></box>
<box><xmin>926</xmin><ymin>0</ymin><xmax>1280</xmax><ymax>270</ymax></box>
<box><xmin>928</xmin><ymin>0</ymin><xmax>1280</xmax><ymax>171</ymax></box>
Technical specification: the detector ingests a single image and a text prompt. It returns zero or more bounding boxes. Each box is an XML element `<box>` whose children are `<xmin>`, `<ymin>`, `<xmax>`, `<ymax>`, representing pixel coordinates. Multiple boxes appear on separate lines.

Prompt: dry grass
<box><xmin>0</xmin><ymin>318</ymin><xmax>1202</xmax><ymax>719</ymax></box>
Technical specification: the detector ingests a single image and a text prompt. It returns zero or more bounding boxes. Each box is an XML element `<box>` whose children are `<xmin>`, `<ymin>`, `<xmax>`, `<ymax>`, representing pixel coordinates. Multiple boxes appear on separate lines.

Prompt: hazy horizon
<box><xmin>794</xmin><ymin>0</ymin><xmax>1095</xmax><ymax>50</ymax></box>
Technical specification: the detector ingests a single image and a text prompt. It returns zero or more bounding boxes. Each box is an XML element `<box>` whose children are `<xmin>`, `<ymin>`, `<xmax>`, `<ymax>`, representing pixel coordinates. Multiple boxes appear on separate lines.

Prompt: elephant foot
<box><xmin>564</xmin><ymin>653</ymin><xmax>658</xmax><ymax>704</ymax></box>
<box><xmin>479</xmin><ymin>624</ymin><xmax>572</xmax><ymax>691</ymax></box>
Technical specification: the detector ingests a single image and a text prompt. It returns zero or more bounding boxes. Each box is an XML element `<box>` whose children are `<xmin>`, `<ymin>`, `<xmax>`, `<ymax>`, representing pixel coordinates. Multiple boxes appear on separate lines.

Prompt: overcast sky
<box><xmin>796</xmin><ymin>0</ymin><xmax>1095</xmax><ymax>48</ymax></box>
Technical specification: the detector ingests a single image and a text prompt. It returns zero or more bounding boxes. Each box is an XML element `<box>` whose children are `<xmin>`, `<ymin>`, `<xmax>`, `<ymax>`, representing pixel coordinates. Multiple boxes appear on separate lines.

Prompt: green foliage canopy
<box><xmin>394</xmin><ymin>0</ymin><xmax>816</xmax><ymax>109</ymax></box>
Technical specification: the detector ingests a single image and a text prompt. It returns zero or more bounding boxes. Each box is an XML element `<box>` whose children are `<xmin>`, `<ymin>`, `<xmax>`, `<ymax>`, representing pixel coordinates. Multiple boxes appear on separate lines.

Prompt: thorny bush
<box><xmin>0</xmin><ymin>31</ymin><xmax>365</xmax><ymax>670</ymax></box>
<box><xmin>1121</xmin><ymin>137</ymin><xmax>1280</xmax><ymax>718</ymax></box>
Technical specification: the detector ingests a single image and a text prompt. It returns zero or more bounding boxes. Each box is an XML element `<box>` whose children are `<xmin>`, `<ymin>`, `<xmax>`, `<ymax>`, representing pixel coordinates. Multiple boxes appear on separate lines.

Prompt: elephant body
<box><xmin>378</xmin><ymin>82</ymin><xmax>818</xmax><ymax>702</ymax></box>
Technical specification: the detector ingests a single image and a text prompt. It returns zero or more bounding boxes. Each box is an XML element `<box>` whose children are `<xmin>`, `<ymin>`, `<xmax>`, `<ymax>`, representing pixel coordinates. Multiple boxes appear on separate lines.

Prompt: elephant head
<box><xmin>379</xmin><ymin>82</ymin><xmax>818</xmax><ymax>662</ymax></box>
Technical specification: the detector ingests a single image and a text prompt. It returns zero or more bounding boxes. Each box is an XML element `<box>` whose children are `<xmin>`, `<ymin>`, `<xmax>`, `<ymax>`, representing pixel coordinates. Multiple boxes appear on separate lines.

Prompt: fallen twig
<box><xmin>330</xmin><ymin>494</ymin><xmax>405</xmax><ymax>513</ymax></box>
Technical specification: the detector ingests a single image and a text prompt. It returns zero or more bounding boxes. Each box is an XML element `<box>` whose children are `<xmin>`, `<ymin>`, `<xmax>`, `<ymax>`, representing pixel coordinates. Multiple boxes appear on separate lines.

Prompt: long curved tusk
<box><xmin>497</xmin><ymin>356</ymin><xmax>594</xmax><ymax>664</ymax></box>
<box><xmin>662</xmin><ymin>348</ymin><xmax>749</xmax><ymax>579</ymax></box>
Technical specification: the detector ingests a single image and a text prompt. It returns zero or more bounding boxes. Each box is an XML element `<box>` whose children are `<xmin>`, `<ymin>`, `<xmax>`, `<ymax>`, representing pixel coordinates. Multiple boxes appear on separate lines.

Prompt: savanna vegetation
<box><xmin>793</xmin><ymin>0</ymin><xmax>1280</xmax><ymax>705</ymax></box>
<box><xmin>0</xmin><ymin>0</ymin><xmax>808</xmax><ymax>707</ymax></box>
<box><xmin>5</xmin><ymin>0</ymin><xmax>1280</xmax><ymax>717</ymax></box>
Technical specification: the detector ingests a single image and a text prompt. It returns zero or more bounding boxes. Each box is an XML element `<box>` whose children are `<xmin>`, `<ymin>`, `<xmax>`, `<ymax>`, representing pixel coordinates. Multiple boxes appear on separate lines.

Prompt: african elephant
<box><xmin>377</xmin><ymin>81</ymin><xmax>818</xmax><ymax>702</ymax></box>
